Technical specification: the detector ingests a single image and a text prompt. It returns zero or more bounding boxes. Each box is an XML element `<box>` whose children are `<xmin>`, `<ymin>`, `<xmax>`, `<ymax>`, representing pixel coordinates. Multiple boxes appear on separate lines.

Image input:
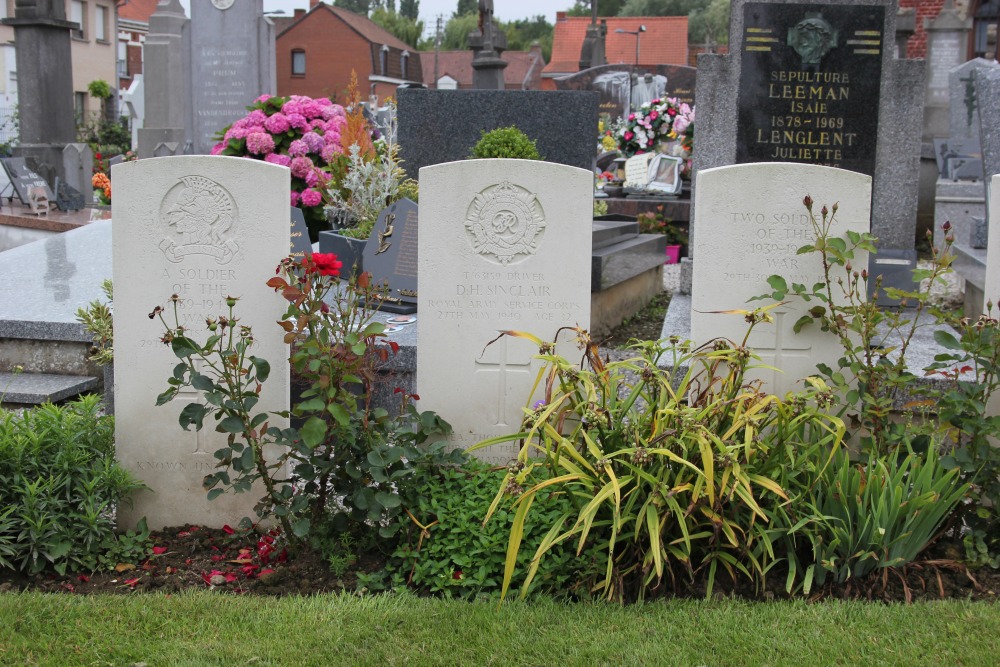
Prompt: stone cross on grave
<box><xmin>175</xmin><ymin>359</ymin><xmax>210</xmax><ymax>454</ymax></box>
<box><xmin>749</xmin><ymin>311</ymin><xmax>814</xmax><ymax>396</ymax></box>
<box><xmin>475</xmin><ymin>336</ymin><xmax>533</xmax><ymax>427</ymax></box>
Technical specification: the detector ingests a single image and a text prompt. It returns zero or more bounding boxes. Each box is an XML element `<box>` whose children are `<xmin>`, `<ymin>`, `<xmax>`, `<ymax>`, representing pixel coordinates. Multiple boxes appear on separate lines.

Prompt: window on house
<box><xmin>71</xmin><ymin>1</ymin><xmax>86</xmax><ymax>40</ymax></box>
<box><xmin>379</xmin><ymin>45</ymin><xmax>389</xmax><ymax>76</ymax></box>
<box><xmin>401</xmin><ymin>51</ymin><xmax>409</xmax><ymax>80</ymax></box>
<box><xmin>96</xmin><ymin>4</ymin><xmax>108</xmax><ymax>42</ymax></box>
<box><xmin>291</xmin><ymin>49</ymin><xmax>306</xmax><ymax>76</ymax></box>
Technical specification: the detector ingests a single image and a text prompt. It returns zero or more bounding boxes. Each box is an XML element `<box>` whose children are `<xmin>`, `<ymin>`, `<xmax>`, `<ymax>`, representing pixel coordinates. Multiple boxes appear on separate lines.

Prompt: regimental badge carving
<box><xmin>787</xmin><ymin>14</ymin><xmax>838</xmax><ymax>68</ymax></box>
<box><xmin>211</xmin><ymin>0</ymin><xmax>236</xmax><ymax>10</ymax></box>
<box><xmin>158</xmin><ymin>175</ymin><xmax>239</xmax><ymax>264</ymax></box>
<box><xmin>465</xmin><ymin>181</ymin><xmax>545</xmax><ymax>265</ymax></box>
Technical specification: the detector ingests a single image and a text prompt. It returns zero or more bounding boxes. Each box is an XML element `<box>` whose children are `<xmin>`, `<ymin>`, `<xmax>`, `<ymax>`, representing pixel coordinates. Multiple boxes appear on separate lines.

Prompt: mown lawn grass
<box><xmin>1</xmin><ymin>592</ymin><xmax>998</xmax><ymax>666</ymax></box>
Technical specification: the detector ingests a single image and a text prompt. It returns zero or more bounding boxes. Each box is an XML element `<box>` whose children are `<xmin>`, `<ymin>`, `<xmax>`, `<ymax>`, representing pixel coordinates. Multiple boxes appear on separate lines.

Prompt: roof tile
<box><xmin>545</xmin><ymin>15</ymin><xmax>688</xmax><ymax>75</ymax></box>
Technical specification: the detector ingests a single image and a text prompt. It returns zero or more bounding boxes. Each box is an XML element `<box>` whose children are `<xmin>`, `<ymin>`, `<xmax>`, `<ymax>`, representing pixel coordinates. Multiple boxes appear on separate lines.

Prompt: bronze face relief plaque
<box><xmin>736</xmin><ymin>2</ymin><xmax>886</xmax><ymax>175</ymax></box>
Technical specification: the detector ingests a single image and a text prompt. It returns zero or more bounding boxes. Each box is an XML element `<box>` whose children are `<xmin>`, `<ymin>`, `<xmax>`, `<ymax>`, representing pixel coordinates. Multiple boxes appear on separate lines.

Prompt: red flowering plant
<box><xmin>213</xmin><ymin>94</ymin><xmax>348</xmax><ymax>241</ymax></box>
<box><xmin>616</xmin><ymin>97</ymin><xmax>694</xmax><ymax>158</ymax></box>
<box><xmin>153</xmin><ymin>253</ymin><xmax>455</xmax><ymax>547</ymax></box>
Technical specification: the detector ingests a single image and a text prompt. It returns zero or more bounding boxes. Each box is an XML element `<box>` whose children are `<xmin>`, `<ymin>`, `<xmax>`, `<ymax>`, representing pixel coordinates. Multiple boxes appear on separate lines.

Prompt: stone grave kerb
<box><xmin>690</xmin><ymin>0</ymin><xmax>921</xmax><ymax>296</ymax></box>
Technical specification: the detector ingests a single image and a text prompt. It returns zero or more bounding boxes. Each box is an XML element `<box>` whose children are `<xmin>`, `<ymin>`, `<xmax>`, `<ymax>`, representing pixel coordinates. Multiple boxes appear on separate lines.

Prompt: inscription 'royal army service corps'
<box><xmin>737</xmin><ymin>3</ymin><xmax>885</xmax><ymax>175</ymax></box>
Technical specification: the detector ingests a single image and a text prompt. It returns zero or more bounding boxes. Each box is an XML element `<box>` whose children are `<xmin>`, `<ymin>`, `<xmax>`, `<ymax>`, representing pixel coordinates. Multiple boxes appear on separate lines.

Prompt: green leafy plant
<box><xmin>323</xmin><ymin>141</ymin><xmax>414</xmax><ymax>240</ymax></box>
<box><xmin>0</xmin><ymin>395</ymin><xmax>147</xmax><ymax>575</ymax></box>
<box><xmin>469</xmin><ymin>126</ymin><xmax>542</xmax><ymax>160</ymax></box>
<box><xmin>87</xmin><ymin>79</ymin><xmax>113</xmax><ymax>100</ymax></box>
<box><xmin>636</xmin><ymin>206</ymin><xmax>688</xmax><ymax>246</ymax></box>
<box><xmin>474</xmin><ymin>313</ymin><xmax>846</xmax><ymax>602</ymax></box>
<box><xmin>154</xmin><ymin>254</ymin><xmax>458</xmax><ymax>545</ymax></box>
<box><xmin>389</xmin><ymin>459</ymin><xmax>600</xmax><ymax>599</ymax></box>
<box><xmin>806</xmin><ymin>445</ymin><xmax>967</xmax><ymax>585</ymax></box>
<box><xmin>75</xmin><ymin>279</ymin><xmax>114</xmax><ymax>365</ymax></box>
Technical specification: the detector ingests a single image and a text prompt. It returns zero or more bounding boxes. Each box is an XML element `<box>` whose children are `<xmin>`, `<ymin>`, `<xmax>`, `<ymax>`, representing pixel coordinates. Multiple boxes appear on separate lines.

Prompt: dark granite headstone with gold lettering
<box><xmin>289</xmin><ymin>207</ymin><xmax>312</xmax><ymax>260</ymax></box>
<box><xmin>736</xmin><ymin>3</ymin><xmax>884</xmax><ymax>175</ymax></box>
<box><xmin>361</xmin><ymin>198</ymin><xmax>418</xmax><ymax>314</ymax></box>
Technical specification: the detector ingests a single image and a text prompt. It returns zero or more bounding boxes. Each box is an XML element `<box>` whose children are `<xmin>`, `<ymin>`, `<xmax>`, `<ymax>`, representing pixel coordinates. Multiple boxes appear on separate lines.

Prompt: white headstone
<box><xmin>691</xmin><ymin>163</ymin><xmax>871</xmax><ymax>396</ymax></box>
<box><xmin>985</xmin><ymin>174</ymin><xmax>1000</xmax><ymax>312</ymax></box>
<box><xmin>417</xmin><ymin>159</ymin><xmax>592</xmax><ymax>464</ymax></box>
<box><xmin>112</xmin><ymin>156</ymin><xmax>290</xmax><ymax>529</ymax></box>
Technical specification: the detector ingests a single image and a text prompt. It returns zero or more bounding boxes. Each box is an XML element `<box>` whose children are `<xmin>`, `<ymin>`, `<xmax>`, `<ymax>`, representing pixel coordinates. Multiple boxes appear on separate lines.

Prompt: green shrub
<box><xmin>389</xmin><ymin>460</ymin><xmax>600</xmax><ymax>599</ymax></box>
<box><xmin>469</xmin><ymin>126</ymin><xmax>542</xmax><ymax>160</ymax></box>
<box><xmin>0</xmin><ymin>396</ymin><xmax>147</xmax><ymax>574</ymax></box>
<box><xmin>806</xmin><ymin>445</ymin><xmax>967</xmax><ymax>585</ymax></box>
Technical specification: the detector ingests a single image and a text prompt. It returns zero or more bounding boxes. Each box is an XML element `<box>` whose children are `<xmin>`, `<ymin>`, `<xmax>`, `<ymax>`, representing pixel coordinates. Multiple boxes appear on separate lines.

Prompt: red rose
<box><xmin>310</xmin><ymin>253</ymin><xmax>343</xmax><ymax>277</ymax></box>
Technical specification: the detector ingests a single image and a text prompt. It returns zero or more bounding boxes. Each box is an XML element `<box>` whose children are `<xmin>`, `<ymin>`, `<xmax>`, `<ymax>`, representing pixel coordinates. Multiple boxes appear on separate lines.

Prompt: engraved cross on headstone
<box><xmin>750</xmin><ymin>311</ymin><xmax>813</xmax><ymax>395</ymax></box>
<box><xmin>475</xmin><ymin>336</ymin><xmax>533</xmax><ymax>426</ymax></box>
<box><xmin>175</xmin><ymin>358</ymin><xmax>210</xmax><ymax>454</ymax></box>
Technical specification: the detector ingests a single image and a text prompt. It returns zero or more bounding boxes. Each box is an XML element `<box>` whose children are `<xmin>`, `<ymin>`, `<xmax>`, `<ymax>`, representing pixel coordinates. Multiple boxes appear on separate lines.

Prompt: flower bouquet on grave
<box><xmin>616</xmin><ymin>97</ymin><xmax>695</xmax><ymax>160</ymax></box>
<box><xmin>212</xmin><ymin>93</ymin><xmax>350</xmax><ymax>242</ymax></box>
<box><xmin>92</xmin><ymin>172</ymin><xmax>111</xmax><ymax>205</ymax></box>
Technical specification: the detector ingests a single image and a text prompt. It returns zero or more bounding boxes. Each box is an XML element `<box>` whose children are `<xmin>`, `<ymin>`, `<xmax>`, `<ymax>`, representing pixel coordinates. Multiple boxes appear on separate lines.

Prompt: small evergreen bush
<box><xmin>469</xmin><ymin>126</ymin><xmax>542</xmax><ymax>160</ymax></box>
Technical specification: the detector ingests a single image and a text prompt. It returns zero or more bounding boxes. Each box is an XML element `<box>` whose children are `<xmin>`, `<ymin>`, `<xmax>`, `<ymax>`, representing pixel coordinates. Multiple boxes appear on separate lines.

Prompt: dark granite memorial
<box><xmin>736</xmin><ymin>2</ymin><xmax>885</xmax><ymax>175</ymax></box>
<box><xmin>1</xmin><ymin>157</ymin><xmax>56</xmax><ymax>206</ymax></box>
<box><xmin>555</xmin><ymin>64</ymin><xmax>697</xmax><ymax>121</ymax></box>
<box><xmin>397</xmin><ymin>89</ymin><xmax>598</xmax><ymax>180</ymax></box>
<box><xmin>55</xmin><ymin>179</ymin><xmax>85</xmax><ymax>212</ymax></box>
<box><xmin>361</xmin><ymin>199</ymin><xmax>419</xmax><ymax>314</ymax></box>
<box><xmin>289</xmin><ymin>207</ymin><xmax>312</xmax><ymax>260</ymax></box>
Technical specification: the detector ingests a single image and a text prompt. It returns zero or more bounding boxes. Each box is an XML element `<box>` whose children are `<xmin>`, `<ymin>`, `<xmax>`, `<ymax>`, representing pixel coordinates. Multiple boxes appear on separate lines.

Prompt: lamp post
<box><xmin>615</xmin><ymin>24</ymin><xmax>646</xmax><ymax>65</ymax></box>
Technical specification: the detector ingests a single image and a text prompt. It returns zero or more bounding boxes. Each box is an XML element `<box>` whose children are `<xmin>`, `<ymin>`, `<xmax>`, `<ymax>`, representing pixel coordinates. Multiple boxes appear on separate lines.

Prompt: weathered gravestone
<box><xmin>692</xmin><ymin>0</ymin><xmax>921</xmax><ymax>300</ymax></box>
<box><xmin>61</xmin><ymin>144</ymin><xmax>93</xmax><ymax>195</ymax></box>
<box><xmin>948</xmin><ymin>58</ymin><xmax>1000</xmax><ymax>142</ymax></box>
<box><xmin>0</xmin><ymin>158</ymin><xmax>55</xmax><ymax>207</ymax></box>
<box><xmin>362</xmin><ymin>198</ymin><xmax>419</xmax><ymax>314</ymax></box>
<box><xmin>977</xmin><ymin>67</ymin><xmax>1000</xmax><ymax>227</ymax></box>
<box><xmin>985</xmin><ymin>174</ymin><xmax>1000</xmax><ymax>311</ymax></box>
<box><xmin>691</xmin><ymin>163</ymin><xmax>871</xmax><ymax>397</ymax></box>
<box><xmin>112</xmin><ymin>156</ymin><xmax>290</xmax><ymax>529</ymax></box>
<box><xmin>289</xmin><ymin>206</ymin><xmax>312</xmax><ymax>260</ymax></box>
<box><xmin>138</xmin><ymin>0</ymin><xmax>190</xmax><ymax>158</ymax></box>
<box><xmin>417</xmin><ymin>160</ymin><xmax>592</xmax><ymax>464</ymax></box>
<box><xmin>922</xmin><ymin>1</ymin><xmax>970</xmax><ymax>141</ymax></box>
<box><xmin>397</xmin><ymin>89</ymin><xmax>598</xmax><ymax>180</ymax></box>
<box><xmin>188</xmin><ymin>0</ymin><xmax>275</xmax><ymax>155</ymax></box>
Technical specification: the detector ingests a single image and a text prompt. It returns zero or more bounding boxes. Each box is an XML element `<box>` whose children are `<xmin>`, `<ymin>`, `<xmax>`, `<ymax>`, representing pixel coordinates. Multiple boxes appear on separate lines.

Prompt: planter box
<box><xmin>317</xmin><ymin>231</ymin><xmax>367</xmax><ymax>277</ymax></box>
<box><xmin>665</xmin><ymin>244</ymin><xmax>681</xmax><ymax>264</ymax></box>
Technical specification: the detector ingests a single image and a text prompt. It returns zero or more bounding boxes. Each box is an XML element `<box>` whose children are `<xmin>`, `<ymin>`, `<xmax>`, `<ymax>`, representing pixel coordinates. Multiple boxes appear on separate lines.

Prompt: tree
<box><xmin>335</xmin><ymin>0</ymin><xmax>372</xmax><ymax>16</ymax></box>
<box><xmin>399</xmin><ymin>0</ymin><xmax>419</xmax><ymax>21</ymax></box>
<box><xmin>565</xmin><ymin>0</ymin><xmax>627</xmax><ymax>18</ymax></box>
<box><xmin>370</xmin><ymin>7</ymin><xmax>424</xmax><ymax>49</ymax></box>
<box><xmin>454</xmin><ymin>0</ymin><xmax>476</xmax><ymax>18</ymax></box>
<box><xmin>504</xmin><ymin>15</ymin><xmax>554</xmax><ymax>62</ymax></box>
<box><xmin>618</xmin><ymin>0</ymin><xmax>707</xmax><ymax>18</ymax></box>
<box><xmin>440</xmin><ymin>12</ymin><xmax>478</xmax><ymax>49</ymax></box>
<box><xmin>688</xmin><ymin>0</ymin><xmax>729</xmax><ymax>46</ymax></box>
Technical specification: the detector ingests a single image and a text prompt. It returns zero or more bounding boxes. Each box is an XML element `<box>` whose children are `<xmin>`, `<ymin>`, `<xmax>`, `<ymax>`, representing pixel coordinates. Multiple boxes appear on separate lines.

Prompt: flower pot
<box><xmin>318</xmin><ymin>231</ymin><xmax>367</xmax><ymax>277</ymax></box>
<box><xmin>665</xmin><ymin>245</ymin><xmax>681</xmax><ymax>265</ymax></box>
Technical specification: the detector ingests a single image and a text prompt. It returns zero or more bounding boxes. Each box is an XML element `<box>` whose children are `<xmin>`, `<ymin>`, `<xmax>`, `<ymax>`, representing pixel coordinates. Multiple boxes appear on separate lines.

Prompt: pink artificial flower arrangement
<box><xmin>213</xmin><ymin>94</ymin><xmax>348</xmax><ymax>240</ymax></box>
<box><xmin>616</xmin><ymin>97</ymin><xmax>694</xmax><ymax>159</ymax></box>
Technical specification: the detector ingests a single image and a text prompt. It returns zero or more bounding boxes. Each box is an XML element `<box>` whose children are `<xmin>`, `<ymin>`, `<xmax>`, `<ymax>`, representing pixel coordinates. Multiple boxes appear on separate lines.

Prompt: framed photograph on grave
<box><xmin>623</xmin><ymin>153</ymin><xmax>653</xmax><ymax>189</ymax></box>
<box><xmin>646</xmin><ymin>154</ymin><xmax>684</xmax><ymax>195</ymax></box>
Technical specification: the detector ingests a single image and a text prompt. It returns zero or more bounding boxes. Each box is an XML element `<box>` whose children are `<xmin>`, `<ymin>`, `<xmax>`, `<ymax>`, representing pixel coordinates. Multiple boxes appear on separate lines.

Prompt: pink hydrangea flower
<box><xmin>246</xmin><ymin>131</ymin><xmax>275</xmax><ymax>155</ymax></box>
<box><xmin>282</xmin><ymin>100</ymin><xmax>302</xmax><ymax>117</ymax></box>
<box><xmin>320</xmin><ymin>143</ymin><xmax>342</xmax><ymax>163</ymax></box>
<box><xmin>290</xmin><ymin>156</ymin><xmax>314</xmax><ymax>179</ymax></box>
<box><xmin>304</xmin><ymin>169</ymin><xmax>319</xmax><ymax>187</ymax></box>
<box><xmin>224</xmin><ymin>125</ymin><xmax>249</xmax><ymax>142</ymax></box>
<box><xmin>286</xmin><ymin>113</ymin><xmax>308</xmax><ymax>131</ymax></box>
<box><xmin>211</xmin><ymin>142</ymin><xmax>225</xmax><ymax>155</ymax></box>
<box><xmin>289</xmin><ymin>190</ymin><xmax>300</xmax><ymax>206</ymax></box>
<box><xmin>255</xmin><ymin>94</ymin><xmax>273</xmax><ymax>104</ymax></box>
<box><xmin>265</xmin><ymin>153</ymin><xmax>292</xmax><ymax>167</ymax></box>
<box><xmin>288</xmin><ymin>139</ymin><xmax>308</xmax><ymax>157</ymax></box>
<box><xmin>302</xmin><ymin>132</ymin><xmax>324</xmax><ymax>154</ymax></box>
<box><xmin>246</xmin><ymin>110</ymin><xmax>268</xmax><ymax>126</ymax></box>
<box><xmin>300</xmin><ymin>188</ymin><xmax>322</xmax><ymax>207</ymax></box>
<box><xmin>264</xmin><ymin>113</ymin><xmax>291</xmax><ymax>134</ymax></box>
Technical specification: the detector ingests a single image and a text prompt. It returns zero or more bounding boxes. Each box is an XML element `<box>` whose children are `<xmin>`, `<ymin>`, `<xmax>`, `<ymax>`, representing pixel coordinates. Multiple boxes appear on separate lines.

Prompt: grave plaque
<box><xmin>112</xmin><ymin>155</ymin><xmax>290</xmax><ymax>529</ymax></box>
<box><xmin>289</xmin><ymin>206</ymin><xmax>312</xmax><ymax>260</ymax></box>
<box><xmin>55</xmin><ymin>179</ymin><xmax>85</xmax><ymax>212</ymax></box>
<box><xmin>417</xmin><ymin>160</ymin><xmax>592</xmax><ymax>464</ymax></box>
<box><xmin>0</xmin><ymin>157</ymin><xmax>55</xmax><ymax>206</ymax></box>
<box><xmin>691</xmin><ymin>163</ymin><xmax>870</xmax><ymax>396</ymax></box>
<box><xmin>361</xmin><ymin>198</ymin><xmax>419</xmax><ymax>314</ymax></box>
<box><xmin>736</xmin><ymin>2</ymin><xmax>885</xmax><ymax>175</ymax></box>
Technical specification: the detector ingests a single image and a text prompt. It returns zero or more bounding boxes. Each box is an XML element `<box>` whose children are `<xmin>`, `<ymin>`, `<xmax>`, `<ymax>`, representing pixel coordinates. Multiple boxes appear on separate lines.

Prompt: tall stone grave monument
<box><xmin>112</xmin><ymin>156</ymin><xmax>290</xmax><ymax>529</ymax></box>
<box><xmin>138</xmin><ymin>1</ymin><xmax>191</xmax><ymax>158</ymax></box>
<box><xmin>692</xmin><ymin>0</ymin><xmax>922</xmax><ymax>298</ymax></box>
<box><xmin>1</xmin><ymin>0</ymin><xmax>76</xmax><ymax>185</ymax></box>
<box><xmin>417</xmin><ymin>160</ymin><xmax>592</xmax><ymax>464</ymax></box>
<box><xmin>691</xmin><ymin>163</ymin><xmax>871</xmax><ymax>396</ymax></box>
<box><xmin>948</xmin><ymin>58</ymin><xmax>1000</xmax><ymax>142</ymax></box>
<box><xmin>189</xmin><ymin>0</ymin><xmax>276</xmax><ymax>155</ymax></box>
<box><xmin>985</xmin><ymin>174</ymin><xmax>1000</xmax><ymax>311</ymax></box>
<box><xmin>977</xmin><ymin>67</ymin><xmax>1000</xmax><ymax>222</ymax></box>
<box><xmin>923</xmin><ymin>1</ymin><xmax>971</xmax><ymax>141</ymax></box>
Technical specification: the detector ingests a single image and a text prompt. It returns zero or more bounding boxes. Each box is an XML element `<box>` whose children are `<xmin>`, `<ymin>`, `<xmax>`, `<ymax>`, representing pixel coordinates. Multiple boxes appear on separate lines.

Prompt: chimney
<box><xmin>310</xmin><ymin>0</ymin><xmax>321</xmax><ymax>8</ymax></box>
<box><xmin>295</xmin><ymin>9</ymin><xmax>305</xmax><ymax>19</ymax></box>
<box><xmin>556</xmin><ymin>12</ymin><xmax>567</xmax><ymax>22</ymax></box>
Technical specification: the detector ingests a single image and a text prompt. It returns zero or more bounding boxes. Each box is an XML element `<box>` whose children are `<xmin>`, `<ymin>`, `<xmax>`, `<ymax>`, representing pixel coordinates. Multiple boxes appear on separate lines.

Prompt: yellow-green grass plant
<box><xmin>473</xmin><ymin>309</ymin><xmax>846</xmax><ymax>602</ymax></box>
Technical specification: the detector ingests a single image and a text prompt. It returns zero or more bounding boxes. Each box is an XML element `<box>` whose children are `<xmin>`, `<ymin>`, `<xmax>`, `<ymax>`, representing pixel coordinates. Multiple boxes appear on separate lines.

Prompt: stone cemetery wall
<box><xmin>694</xmin><ymin>0</ymin><xmax>921</xmax><ymax>270</ymax></box>
<box><xmin>112</xmin><ymin>156</ymin><xmax>289</xmax><ymax>529</ymax></box>
<box><xmin>397</xmin><ymin>90</ymin><xmax>598</xmax><ymax>180</ymax></box>
<box><xmin>417</xmin><ymin>159</ymin><xmax>592</xmax><ymax>464</ymax></box>
<box><xmin>691</xmin><ymin>163</ymin><xmax>871</xmax><ymax>397</ymax></box>
<box><xmin>189</xmin><ymin>0</ymin><xmax>275</xmax><ymax>155</ymax></box>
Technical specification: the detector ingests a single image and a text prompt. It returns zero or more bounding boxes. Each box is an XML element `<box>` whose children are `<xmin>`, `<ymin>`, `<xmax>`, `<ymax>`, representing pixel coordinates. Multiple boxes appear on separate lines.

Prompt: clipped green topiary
<box><xmin>469</xmin><ymin>126</ymin><xmax>542</xmax><ymax>160</ymax></box>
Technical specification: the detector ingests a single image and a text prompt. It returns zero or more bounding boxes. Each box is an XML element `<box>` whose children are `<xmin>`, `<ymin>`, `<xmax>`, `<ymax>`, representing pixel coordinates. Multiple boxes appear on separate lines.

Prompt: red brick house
<box><xmin>542</xmin><ymin>13</ymin><xmax>689</xmax><ymax>90</ymax></box>
<box><xmin>276</xmin><ymin>1</ymin><xmax>423</xmax><ymax>103</ymax></box>
<box><xmin>418</xmin><ymin>45</ymin><xmax>545</xmax><ymax>90</ymax></box>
